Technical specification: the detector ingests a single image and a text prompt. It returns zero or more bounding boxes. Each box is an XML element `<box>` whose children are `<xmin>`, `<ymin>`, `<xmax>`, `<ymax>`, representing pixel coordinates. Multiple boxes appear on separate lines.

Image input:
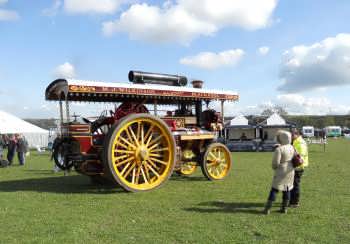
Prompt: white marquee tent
<box><xmin>0</xmin><ymin>110</ymin><xmax>49</xmax><ymax>148</ymax></box>
<box><xmin>266</xmin><ymin>113</ymin><xmax>286</xmax><ymax>126</ymax></box>
<box><xmin>230</xmin><ymin>114</ymin><xmax>249</xmax><ymax>126</ymax></box>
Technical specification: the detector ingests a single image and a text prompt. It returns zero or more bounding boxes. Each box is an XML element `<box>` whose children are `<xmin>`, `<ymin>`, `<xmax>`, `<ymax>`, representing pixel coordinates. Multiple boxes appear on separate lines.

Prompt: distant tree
<box><xmin>261</xmin><ymin>105</ymin><xmax>288</xmax><ymax>117</ymax></box>
<box><xmin>24</xmin><ymin>119</ymin><xmax>57</xmax><ymax>130</ymax></box>
<box><xmin>274</xmin><ymin>105</ymin><xmax>288</xmax><ymax>116</ymax></box>
<box><xmin>324</xmin><ymin>116</ymin><xmax>336</xmax><ymax>127</ymax></box>
<box><xmin>261</xmin><ymin>108</ymin><xmax>274</xmax><ymax>117</ymax></box>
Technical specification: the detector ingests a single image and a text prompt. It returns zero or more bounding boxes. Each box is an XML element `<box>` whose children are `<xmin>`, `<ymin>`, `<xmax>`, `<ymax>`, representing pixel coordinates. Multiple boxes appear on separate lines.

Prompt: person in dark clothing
<box><xmin>16</xmin><ymin>134</ymin><xmax>28</xmax><ymax>166</ymax></box>
<box><xmin>290</xmin><ymin>130</ymin><xmax>309</xmax><ymax>207</ymax></box>
<box><xmin>7</xmin><ymin>135</ymin><xmax>17</xmax><ymax>165</ymax></box>
<box><xmin>0</xmin><ymin>135</ymin><xmax>5</xmax><ymax>158</ymax></box>
<box><xmin>240</xmin><ymin>132</ymin><xmax>248</xmax><ymax>141</ymax></box>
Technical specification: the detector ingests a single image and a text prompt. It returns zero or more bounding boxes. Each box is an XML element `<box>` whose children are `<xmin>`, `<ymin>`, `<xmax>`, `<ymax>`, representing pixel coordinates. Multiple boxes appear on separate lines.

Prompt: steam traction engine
<box><xmin>45</xmin><ymin>71</ymin><xmax>239</xmax><ymax>192</ymax></box>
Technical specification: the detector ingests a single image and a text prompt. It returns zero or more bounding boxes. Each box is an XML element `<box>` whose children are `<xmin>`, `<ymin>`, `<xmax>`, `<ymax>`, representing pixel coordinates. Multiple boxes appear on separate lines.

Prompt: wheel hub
<box><xmin>135</xmin><ymin>146</ymin><xmax>149</xmax><ymax>163</ymax></box>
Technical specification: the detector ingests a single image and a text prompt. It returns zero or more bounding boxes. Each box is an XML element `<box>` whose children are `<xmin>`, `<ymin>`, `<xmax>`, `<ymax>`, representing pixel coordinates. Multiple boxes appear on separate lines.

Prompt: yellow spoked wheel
<box><xmin>177</xmin><ymin>162</ymin><xmax>197</xmax><ymax>176</ymax></box>
<box><xmin>201</xmin><ymin>143</ymin><xmax>232</xmax><ymax>180</ymax></box>
<box><xmin>104</xmin><ymin>114</ymin><xmax>176</xmax><ymax>192</ymax></box>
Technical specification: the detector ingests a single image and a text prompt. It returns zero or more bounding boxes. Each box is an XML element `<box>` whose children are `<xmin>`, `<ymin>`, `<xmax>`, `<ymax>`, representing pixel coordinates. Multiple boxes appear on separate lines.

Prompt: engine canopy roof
<box><xmin>45</xmin><ymin>79</ymin><xmax>239</xmax><ymax>104</ymax></box>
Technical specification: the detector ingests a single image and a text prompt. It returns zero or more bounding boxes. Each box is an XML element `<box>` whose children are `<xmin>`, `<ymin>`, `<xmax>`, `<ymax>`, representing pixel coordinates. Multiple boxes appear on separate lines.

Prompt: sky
<box><xmin>1</xmin><ymin>0</ymin><xmax>350</xmax><ymax>119</ymax></box>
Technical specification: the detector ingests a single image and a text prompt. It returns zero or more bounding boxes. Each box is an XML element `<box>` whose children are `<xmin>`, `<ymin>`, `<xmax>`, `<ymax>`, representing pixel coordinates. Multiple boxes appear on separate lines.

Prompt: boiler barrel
<box><xmin>128</xmin><ymin>71</ymin><xmax>188</xmax><ymax>86</ymax></box>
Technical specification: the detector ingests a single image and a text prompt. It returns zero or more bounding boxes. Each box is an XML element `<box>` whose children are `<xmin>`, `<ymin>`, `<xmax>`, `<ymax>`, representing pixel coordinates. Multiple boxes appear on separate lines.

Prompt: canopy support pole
<box><xmin>221</xmin><ymin>100</ymin><xmax>225</xmax><ymax>138</ymax></box>
<box><xmin>65</xmin><ymin>99</ymin><xmax>70</xmax><ymax>123</ymax></box>
<box><xmin>154</xmin><ymin>100</ymin><xmax>158</xmax><ymax>116</ymax></box>
<box><xmin>195</xmin><ymin>101</ymin><xmax>202</xmax><ymax>127</ymax></box>
<box><xmin>59</xmin><ymin>100</ymin><xmax>64</xmax><ymax>134</ymax></box>
<box><xmin>221</xmin><ymin>100</ymin><xmax>225</xmax><ymax>124</ymax></box>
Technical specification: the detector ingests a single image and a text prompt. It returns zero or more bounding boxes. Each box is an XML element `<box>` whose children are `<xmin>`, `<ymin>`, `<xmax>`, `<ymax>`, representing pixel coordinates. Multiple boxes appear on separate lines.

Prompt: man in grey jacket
<box><xmin>16</xmin><ymin>134</ymin><xmax>28</xmax><ymax>166</ymax></box>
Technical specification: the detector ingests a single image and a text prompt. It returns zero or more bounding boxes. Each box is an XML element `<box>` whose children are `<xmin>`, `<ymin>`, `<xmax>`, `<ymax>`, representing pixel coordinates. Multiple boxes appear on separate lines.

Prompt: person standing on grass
<box><xmin>7</xmin><ymin>134</ymin><xmax>17</xmax><ymax>165</ymax></box>
<box><xmin>0</xmin><ymin>134</ymin><xmax>6</xmax><ymax>160</ymax></box>
<box><xmin>263</xmin><ymin>130</ymin><xmax>295</xmax><ymax>214</ymax></box>
<box><xmin>290</xmin><ymin>130</ymin><xmax>309</xmax><ymax>207</ymax></box>
<box><xmin>16</xmin><ymin>134</ymin><xmax>29</xmax><ymax>166</ymax></box>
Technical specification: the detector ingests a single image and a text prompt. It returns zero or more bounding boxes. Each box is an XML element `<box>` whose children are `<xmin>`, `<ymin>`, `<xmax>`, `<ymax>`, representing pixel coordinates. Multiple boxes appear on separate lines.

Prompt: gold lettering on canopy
<box><xmin>68</xmin><ymin>85</ymin><xmax>238</xmax><ymax>101</ymax></box>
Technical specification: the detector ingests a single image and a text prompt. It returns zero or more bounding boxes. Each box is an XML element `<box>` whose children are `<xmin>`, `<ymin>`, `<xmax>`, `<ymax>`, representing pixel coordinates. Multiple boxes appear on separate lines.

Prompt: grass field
<box><xmin>0</xmin><ymin>139</ymin><xmax>349</xmax><ymax>243</ymax></box>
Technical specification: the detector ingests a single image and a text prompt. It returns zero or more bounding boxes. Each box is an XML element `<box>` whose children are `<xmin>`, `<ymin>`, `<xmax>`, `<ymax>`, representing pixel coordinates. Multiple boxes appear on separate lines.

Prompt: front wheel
<box><xmin>52</xmin><ymin>138</ymin><xmax>74</xmax><ymax>170</ymax></box>
<box><xmin>103</xmin><ymin>113</ymin><xmax>176</xmax><ymax>192</ymax></box>
<box><xmin>201</xmin><ymin>143</ymin><xmax>232</xmax><ymax>180</ymax></box>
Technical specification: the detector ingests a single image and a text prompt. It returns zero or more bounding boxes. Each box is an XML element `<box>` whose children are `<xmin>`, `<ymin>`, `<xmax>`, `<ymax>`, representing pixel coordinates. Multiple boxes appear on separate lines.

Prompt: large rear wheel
<box><xmin>201</xmin><ymin>143</ymin><xmax>232</xmax><ymax>180</ymax></box>
<box><xmin>104</xmin><ymin>114</ymin><xmax>176</xmax><ymax>192</ymax></box>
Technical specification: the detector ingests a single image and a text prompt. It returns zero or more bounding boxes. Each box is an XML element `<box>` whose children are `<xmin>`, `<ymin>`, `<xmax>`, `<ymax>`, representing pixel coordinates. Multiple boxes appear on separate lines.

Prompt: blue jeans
<box><xmin>17</xmin><ymin>152</ymin><xmax>25</xmax><ymax>165</ymax></box>
<box><xmin>267</xmin><ymin>188</ymin><xmax>290</xmax><ymax>202</ymax></box>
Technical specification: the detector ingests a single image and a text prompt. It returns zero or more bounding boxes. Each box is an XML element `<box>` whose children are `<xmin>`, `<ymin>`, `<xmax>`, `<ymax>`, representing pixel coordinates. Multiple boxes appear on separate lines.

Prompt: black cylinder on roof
<box><xmin>128</xmin><ymin>70</ymin><xmax>188</xmax><ymax>86</ymax></box>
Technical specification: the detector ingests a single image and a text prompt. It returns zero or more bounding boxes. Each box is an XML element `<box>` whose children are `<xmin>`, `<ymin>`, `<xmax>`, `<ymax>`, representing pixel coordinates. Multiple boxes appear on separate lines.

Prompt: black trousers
<box><xmin>290</xmin><ymin>170</ymin><xmax>304</xmax><ymax>204</ymax></box>
<box><xmin>267</xmin><ymin>188</ymin><xmax>290</xmax><ymax>202</ymax></box>
<box><xmin>7</xmin><ymin>150</ymin><xmax>15</xmax><ymax>164</ymax></box>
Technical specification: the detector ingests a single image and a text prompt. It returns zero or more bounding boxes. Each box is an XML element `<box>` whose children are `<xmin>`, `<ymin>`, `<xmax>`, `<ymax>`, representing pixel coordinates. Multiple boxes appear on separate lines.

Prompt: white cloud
<box><xmin>103</xmin><ymin>0</ymin><xmax>278</xmax><ymax>44</ymax></box>
<box><xmin>0</xmin><ymin>7</ymin><xmax>19</xmax><ymax>21</ymax></box>
<box><xmin>64</xmin><ymin>0</ymin><xmax>125</xmax><ymax>14</ymax></box>
<box><xmin>180</xmin><ymin>49</ymin><xmax>244</xmax><ymax>70</ymax></box>
<box><xmin>279</xmin><ymin>33</ymin><xmax>350</xmax><ymax>93</ymax></box>
<box><xmin>211</xmin><ymin>93</ymin><xmax>349</xmax><ymax>116</ymax></box>
<box><xmin>258</xmin><ymin>46</ymin><xmax>270</xmax><ymax>55</ymax></box>
<box><xmin>53</xmin><ymin>62</ymin><xmax>76</xmax><ymax>79</ymax></box>
<box><xmin>42</xmin><ymin>0</ymin><xmax>62</xmax><ymax>17</ymax></box>
<box><xmin>275</xmin><ymin>94</ymin><xmax>350</xmax><ymax>115</ymax></box>
<box><xmin>0</xmin><ymin>0</ymin><xmax>8</xmax><ymax>5</ymax></box>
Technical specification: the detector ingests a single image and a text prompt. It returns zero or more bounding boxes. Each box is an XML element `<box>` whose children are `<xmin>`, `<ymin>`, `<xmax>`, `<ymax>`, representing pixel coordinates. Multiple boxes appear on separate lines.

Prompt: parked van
<box><xmin>302</xmin><ymin>126</ymin><xmax>314</xmax><ymax>138</ymax></box>
<box><xmin>324</xmin><ymin>126</ymin><xmax>342</xmax><ymax>137</ymax></box>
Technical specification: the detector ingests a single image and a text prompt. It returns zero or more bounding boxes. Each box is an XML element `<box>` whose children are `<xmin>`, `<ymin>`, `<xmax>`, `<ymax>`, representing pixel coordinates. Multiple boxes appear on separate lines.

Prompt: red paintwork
<box><xmin>162</xmin><ymin>118</ymin><xmax>177</xmax><ymax>131</ymax></box>
<box><xmin>73</xmin><ymin>136</ymin><xmax>93</xmax><ymax>153</ymax></box>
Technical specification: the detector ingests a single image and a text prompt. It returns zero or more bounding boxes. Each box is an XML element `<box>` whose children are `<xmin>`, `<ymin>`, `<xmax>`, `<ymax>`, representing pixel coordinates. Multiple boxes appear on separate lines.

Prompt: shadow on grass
<box><xmin>184</xmin><ymin>201</ymin><xmax>264</xmax><ymax>215</ymax></box>
<box><xmin>170</xmin><ymin>174</ymin><xmax>207</xmax><ymax>182</ymax></box>
<box><xmin>24</xmin><ymin>169</ymin><xmax>56</xmax><ymax>175</ymax></box>
<box><xmin>0</xmin><ymin>175</ymin><xmax>125</xmax><ymax>194</ymax></box>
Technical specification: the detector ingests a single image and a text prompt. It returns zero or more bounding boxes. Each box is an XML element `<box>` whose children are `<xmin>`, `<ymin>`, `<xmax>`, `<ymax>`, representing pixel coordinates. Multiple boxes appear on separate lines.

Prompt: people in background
<box><xmin>263</xmin><ymin>131</ymin><xmax>268</xmax><ymax>141</ymax></box>
<box><xmin>0</xmin><ymin>134</ymin><xmax>5</xmax><ymax>159</ymax></box>
<box><xmin>16</xmin><ymin>134</ymin><xmax>28</xmax><ymax>166</ymax></box>
<box><xmin>240</xmin><ymin>132</ymin><xmax>248</xmax><ymax>141</ymax></box>
<box><xmin>290</xmin><ymin>130</ymin><xmax>309</xmax><ymax>208</ymax></box>
<box><xmin>263</xmin><ymin>130</ymin><xmax>295</xmax><ymax>214</ymax></box>
<box><xmin>7</xmin><ymin>134</ymin><xmax>17</xmax><ymax>165</ymax></box>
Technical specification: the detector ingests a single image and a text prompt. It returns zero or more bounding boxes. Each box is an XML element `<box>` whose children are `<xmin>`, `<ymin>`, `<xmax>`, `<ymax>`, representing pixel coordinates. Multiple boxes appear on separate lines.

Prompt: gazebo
<box><xmin>257</xmin><ymin>113</ymin><xmax>295</xmax><ymax>151</ymax></box>
<box><xmin>225</xmin><ymin>115</ymin><xmax>258</xmax><ymax>151</ymax></box>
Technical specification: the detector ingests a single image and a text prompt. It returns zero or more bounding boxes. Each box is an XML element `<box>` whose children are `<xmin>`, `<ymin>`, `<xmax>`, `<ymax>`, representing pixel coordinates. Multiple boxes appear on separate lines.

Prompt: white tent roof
<box><xmin>0</xmin><ymin>110</ymin><xmax>48</xmax><ymax>134</ymax></box>
<box><xmin>230</xmin><ymin>115</ymin><xmax>248</xmax><ymax>126</ymax></box>
<box><xmin>266</xmin><ymin>113</ymin><xmax>286</xmax><ymax>126</ymax></box>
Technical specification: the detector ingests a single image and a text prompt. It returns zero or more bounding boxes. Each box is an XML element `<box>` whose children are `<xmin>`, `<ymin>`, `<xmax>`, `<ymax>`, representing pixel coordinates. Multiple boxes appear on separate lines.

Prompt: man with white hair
<box><xmin>16</xmin><ymin>134</ymin><xmax>28</xmax><ymax>166</ymax></box>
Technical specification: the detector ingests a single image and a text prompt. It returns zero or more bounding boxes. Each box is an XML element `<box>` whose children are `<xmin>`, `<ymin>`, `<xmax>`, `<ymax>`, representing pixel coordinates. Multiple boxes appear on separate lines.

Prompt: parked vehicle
<box><xmin>302</xmin><ymin>126</ymin><xmax>314</xmax><ymax>138</ymax></box>
<box><xmin>324</xmin><ymin>126</ymin><xmax>342</xmax><ymax>137</ymax></box>
<box><xmin>45</xmin><ymin>71</ymin><xmax>238</xmax><ymax>192</ymax></box>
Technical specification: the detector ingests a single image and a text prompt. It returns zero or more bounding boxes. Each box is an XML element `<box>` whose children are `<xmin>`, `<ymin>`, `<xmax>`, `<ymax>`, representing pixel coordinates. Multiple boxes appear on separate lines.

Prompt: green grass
<box><xmin>0</xmin><ymin>139</ymin><xmax>349</xmax><ymax>243</ymax></box>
